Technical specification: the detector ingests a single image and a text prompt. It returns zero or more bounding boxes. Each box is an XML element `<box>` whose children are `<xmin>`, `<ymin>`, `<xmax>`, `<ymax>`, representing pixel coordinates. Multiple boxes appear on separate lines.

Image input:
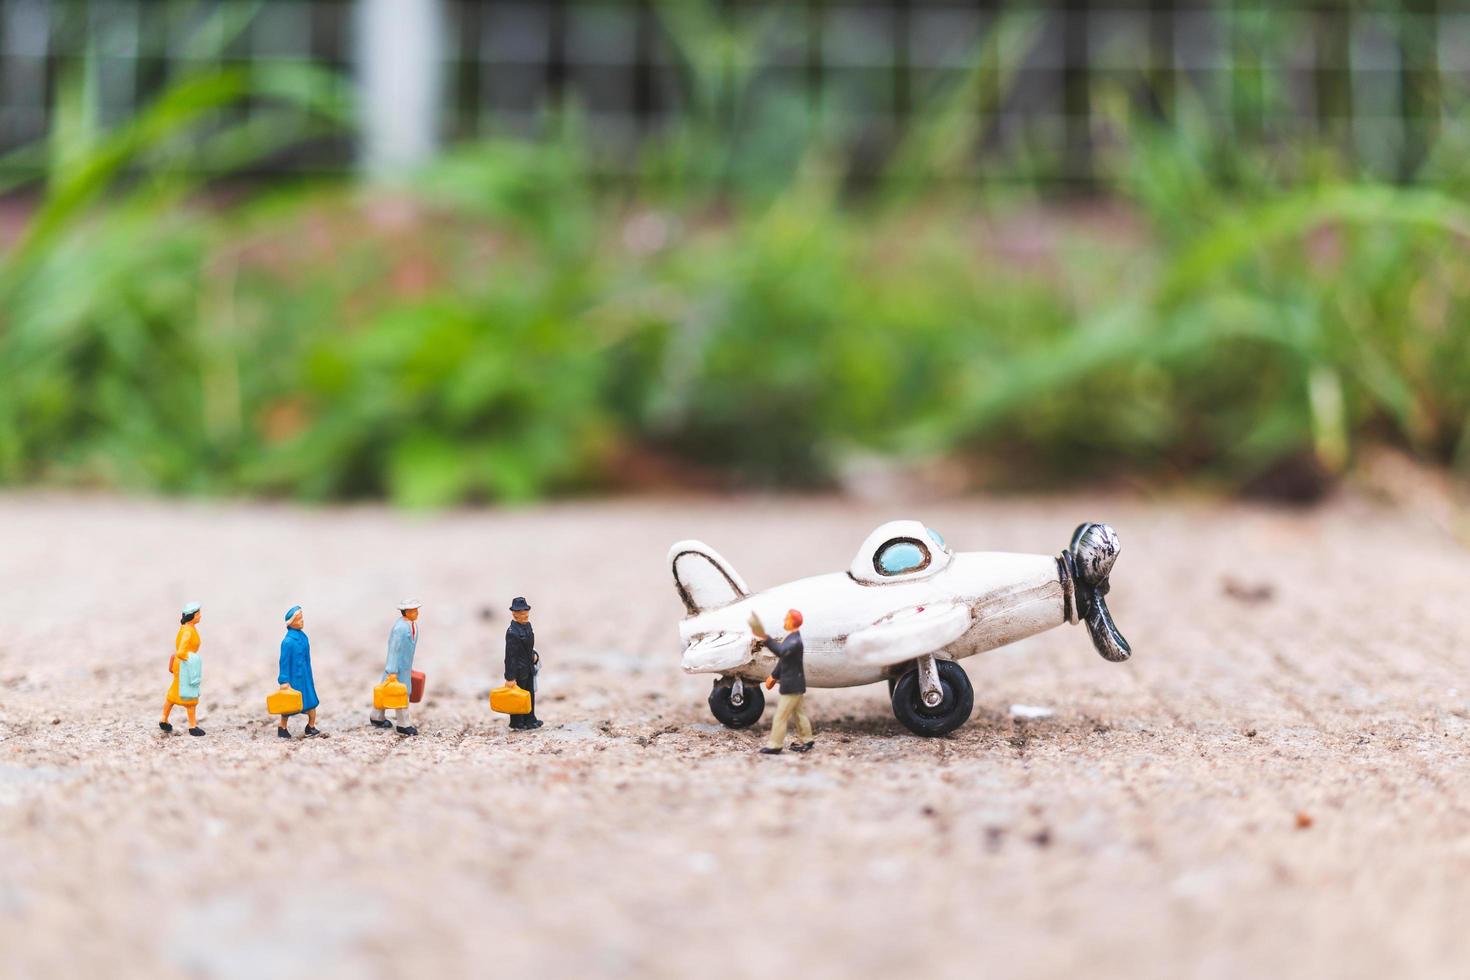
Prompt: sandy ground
<box><xmin>2</xmin><ymin>490</ymin><xmax>1469</xmax><ymax>979</ymax></box>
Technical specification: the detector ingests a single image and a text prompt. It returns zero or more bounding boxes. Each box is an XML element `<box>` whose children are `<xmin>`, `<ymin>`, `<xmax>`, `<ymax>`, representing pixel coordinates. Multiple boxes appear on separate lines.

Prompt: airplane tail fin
<box><xmin>669</xmin><ymin>540</ymin><xmax>750</xmax><ymax>615</ymax></box>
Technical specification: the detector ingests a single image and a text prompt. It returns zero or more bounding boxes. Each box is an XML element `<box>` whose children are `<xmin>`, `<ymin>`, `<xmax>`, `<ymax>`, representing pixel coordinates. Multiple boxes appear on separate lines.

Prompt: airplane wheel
<box><xmin>891</xmin><ymin>660</ymin><xmax>973</xmax><ymax>737</ymax></box>
<box><xmin>709</xmin><ymin>678</ymin><xmax>765</xmax><ymax>729</ymax></box>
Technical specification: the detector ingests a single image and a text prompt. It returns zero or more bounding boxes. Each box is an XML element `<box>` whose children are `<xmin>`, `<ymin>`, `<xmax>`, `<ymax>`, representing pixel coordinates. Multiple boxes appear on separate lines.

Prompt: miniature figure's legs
<box><xmin>768</xmin><ymin>694</ymin><xmax>803</xmax><ymax>750</ymax></box>
<box><xmin>519</xmin><ymin>689</ymin><xmax>540</xmax><ymax>728</ymax></box>
<box><xmin>370</xmin><ymin>706</ymin><xmax>387</xmax><ymax>723</ymax></box>
<box><xmin>160</xmin><ymin>700</ymin><xmax>174</xmax><ymax>724</ymax></box>
<box><xmin>509</xmin><ymin>682</ymin><xmax>539</xmax><ymax>729</ymax></box>
<box><xmin>394</xmin><ymin>707</ymin><xmax>410</xmax><ymax>727</ymax></box>
<box><xmin>792</xmin><ymin>697</ymin><xmax>813</xmax><ymax>743</ymax></box>
<box><xmin>185</xmin><ymin>704</ymin><xmax>198</xmax><ymax>728</ymax></box>
<box><xmin>306</xmin><ymin>708</ymin><xmax>317</xmax><ymax>727</ymax></box>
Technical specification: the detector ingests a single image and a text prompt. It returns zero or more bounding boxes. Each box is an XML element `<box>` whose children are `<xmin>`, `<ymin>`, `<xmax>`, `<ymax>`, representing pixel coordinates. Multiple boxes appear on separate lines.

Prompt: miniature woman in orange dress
<box><xmin>160</xmin><ymin>602</ymin><xmax>206</xmax><ymax>736</ymax></box>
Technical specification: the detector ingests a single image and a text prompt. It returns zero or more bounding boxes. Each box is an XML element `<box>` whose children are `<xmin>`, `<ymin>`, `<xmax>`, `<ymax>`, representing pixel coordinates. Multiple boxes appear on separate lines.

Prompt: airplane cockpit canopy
<box><xmin>849</xmin><ymin>520</ymin><xmax>953</xmax><ymax>585</ymax></box>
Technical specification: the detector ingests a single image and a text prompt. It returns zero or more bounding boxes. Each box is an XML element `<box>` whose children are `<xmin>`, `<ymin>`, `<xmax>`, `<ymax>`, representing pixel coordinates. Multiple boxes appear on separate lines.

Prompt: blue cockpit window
<box><xmin>875</xmin><ymin>539</ymin><xmax>930</xmax><ymax>576</ymax></box>
<box><xmin>927</xmin><ymin>528</ymin><xmax>946</xmax><ymax>551</ymax></box>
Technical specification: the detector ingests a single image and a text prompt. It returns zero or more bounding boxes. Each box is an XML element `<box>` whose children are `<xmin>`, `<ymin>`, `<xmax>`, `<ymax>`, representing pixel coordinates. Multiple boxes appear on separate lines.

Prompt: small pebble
<box><xmin>1222</xmin><ymin>577</ymin><xmax>1275</xmax><ymax>604</ymax></box>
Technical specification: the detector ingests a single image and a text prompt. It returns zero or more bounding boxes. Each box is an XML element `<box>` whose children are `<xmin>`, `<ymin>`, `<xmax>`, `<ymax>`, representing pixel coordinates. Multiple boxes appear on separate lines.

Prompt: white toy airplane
<box><xmin>670</xmin><ymin>520</ymin><xmax>1130</xmax><ymax>736</ymax></box>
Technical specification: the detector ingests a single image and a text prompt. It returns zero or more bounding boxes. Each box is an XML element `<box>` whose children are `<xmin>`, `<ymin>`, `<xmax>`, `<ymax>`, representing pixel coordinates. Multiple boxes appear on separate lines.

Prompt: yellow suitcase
<box><xmin>266</xmin><ymin>687</ymin><xmax>303</xmax><ymax>715</ymax></box>
<box><xmin>490</xmin><ymin>682</ymin><xmax>531</xmax><ymax>715</ymax></box>
<box><xmin>374</xmin><ymin>673</ymin><xmax>410</xmax><ymax>711</ymax></box>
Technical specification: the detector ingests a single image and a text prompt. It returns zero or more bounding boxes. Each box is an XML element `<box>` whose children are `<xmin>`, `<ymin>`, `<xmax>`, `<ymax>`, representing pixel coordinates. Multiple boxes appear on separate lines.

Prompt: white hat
<box><xmin>181</xmin><ymin>601</ymin><xmax>201</xmax><ymax>616</ymax></box>
<box><xmin>397</xmin><ymin>599</ymin><xmax>422</xmax><ymax>611</ymax></box>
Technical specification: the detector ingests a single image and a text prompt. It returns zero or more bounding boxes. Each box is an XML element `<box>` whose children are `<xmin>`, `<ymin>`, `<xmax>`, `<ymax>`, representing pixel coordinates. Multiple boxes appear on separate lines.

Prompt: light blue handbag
<box><xmin>177</xmin><ymin>654</ymin><xmax>202</xmax><ymax>700</ymax></box>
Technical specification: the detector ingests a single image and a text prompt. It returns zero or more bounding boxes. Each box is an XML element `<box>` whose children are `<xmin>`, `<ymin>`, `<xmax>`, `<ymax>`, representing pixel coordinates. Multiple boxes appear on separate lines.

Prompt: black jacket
<box><xmin>505</xmin><ymin>621</ymin><xmax>537</xmax><ymax>688</ymax></box>
<box><xmin>765</xmin><ymin>631</ymin><xmax>805</xmax><ymax>695</ymax></box>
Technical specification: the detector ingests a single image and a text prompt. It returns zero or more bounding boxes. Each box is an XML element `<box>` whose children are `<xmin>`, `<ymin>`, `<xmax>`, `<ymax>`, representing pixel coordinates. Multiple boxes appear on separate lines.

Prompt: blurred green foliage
<box><xmin>1</xmin><ymin>7</ymin><xmax>1468</xmax><ymax>505</ymax></box>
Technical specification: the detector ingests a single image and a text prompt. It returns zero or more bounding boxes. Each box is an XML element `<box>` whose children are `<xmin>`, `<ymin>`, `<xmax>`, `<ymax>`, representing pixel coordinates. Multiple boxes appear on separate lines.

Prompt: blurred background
<box><xmin>0</xmin><ymin>0</ymin><xmax>1466</xmax><ymax>507</ymax></box>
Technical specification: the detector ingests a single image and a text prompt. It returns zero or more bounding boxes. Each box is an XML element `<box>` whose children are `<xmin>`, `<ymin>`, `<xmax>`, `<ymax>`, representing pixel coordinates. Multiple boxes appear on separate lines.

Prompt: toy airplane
<box><xmin>670</xmin><ymin>520</ymin><xmax>1131</xmax><ymax>736</ymax></box>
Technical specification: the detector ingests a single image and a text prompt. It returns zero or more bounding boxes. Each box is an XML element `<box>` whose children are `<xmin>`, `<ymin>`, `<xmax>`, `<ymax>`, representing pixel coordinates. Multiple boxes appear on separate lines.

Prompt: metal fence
<box><xmin>2</xmin><ymin>0</ymin><xmax>1467</xmax><ymax>184</ymax></box>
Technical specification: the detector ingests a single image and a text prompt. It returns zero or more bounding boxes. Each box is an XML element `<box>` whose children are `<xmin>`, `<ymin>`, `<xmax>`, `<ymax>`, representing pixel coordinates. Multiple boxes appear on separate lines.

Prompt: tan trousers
<box><xmin>768</xmin><ymin>693</ymin><xmax>813</xmax><ymax>749</ymax></box>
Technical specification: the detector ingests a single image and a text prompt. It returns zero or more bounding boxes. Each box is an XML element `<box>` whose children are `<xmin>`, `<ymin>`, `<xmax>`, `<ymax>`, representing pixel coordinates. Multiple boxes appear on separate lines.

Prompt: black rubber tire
<box><xmin>891</xmin><ymin>660</ymin><xmax>974</xmax><ymax>737</ymax></box>
<box><xmin>709</xmin><ymin>679</ymin><xmax>765</xmax><ymax>729</ymax></box>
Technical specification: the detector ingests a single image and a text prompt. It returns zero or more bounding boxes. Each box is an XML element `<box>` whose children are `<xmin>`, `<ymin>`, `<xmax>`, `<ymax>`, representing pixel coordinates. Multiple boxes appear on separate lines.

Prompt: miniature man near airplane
<box><xmin>750</xmin><ymin>609</ymin><xmax>813</xmax><ymax>755</ymax></box>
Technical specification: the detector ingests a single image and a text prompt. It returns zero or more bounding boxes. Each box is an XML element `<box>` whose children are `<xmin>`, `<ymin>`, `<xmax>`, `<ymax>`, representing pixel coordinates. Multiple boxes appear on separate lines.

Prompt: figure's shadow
<box><xmin>812</xmin><ymin>703</ymin><xmax>1022</xmax><ymax>739</ymax></box>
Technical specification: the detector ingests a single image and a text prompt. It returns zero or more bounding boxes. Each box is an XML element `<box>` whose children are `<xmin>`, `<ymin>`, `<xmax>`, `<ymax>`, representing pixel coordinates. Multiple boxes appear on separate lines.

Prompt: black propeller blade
<box><xmin>1067</xmin><ymin>522</ymin><xmax>1132</xmax><ymax>663</ymax></box>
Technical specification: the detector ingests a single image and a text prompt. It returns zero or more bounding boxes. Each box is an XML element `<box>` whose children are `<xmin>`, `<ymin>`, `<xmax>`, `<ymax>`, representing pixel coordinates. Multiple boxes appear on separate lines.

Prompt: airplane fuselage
<box><xmin>679</xmin><ymin>551</ymin><xmax>1067</xmax><ymax>688</ymax></box>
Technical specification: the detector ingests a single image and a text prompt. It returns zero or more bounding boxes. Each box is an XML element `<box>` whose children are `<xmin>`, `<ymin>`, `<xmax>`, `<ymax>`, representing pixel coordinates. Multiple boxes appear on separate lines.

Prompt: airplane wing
<box><xmin>848</xmin><ymin>602</ymin><xmax>972</xmax><ymax>667</ymax></box>
<box><xmin>680</xmin><ymin>631</ymin><xmax>756</xmax><ymax>674</ymax></box>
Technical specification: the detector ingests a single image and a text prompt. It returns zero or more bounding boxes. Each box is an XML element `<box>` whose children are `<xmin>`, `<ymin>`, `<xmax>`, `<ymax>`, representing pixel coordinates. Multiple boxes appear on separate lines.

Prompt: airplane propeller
<box><xmin>1067</xmin><ymin>522</ymin><xmax>1132</xmax><ymax>663</ymax></box>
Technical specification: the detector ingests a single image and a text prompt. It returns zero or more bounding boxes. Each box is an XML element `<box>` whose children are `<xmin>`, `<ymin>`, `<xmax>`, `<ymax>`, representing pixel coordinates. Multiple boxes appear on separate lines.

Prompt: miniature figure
<box><xmin>370</xmin><ymin>600</ymin><xmax>420</xmax><ymax>736</ymax></box>
<box><xmin>503</xmin><ymin>597</ymin><xmax>542</xmax><ymax>730</ymax></box>
<box><xmin>751</xmin><ymin>609</ymin><xmax>813</xmax><ymax>754</ymax></box>
<box><xmin>275</xmin><ymin>605</ymin><xmax>320</xmax><ymax>738</ymax></box>
<box><xmin>160</xmin><ymin>602</ymin><xmax>205</xmax><ymax>736</ymax></box>
<box><xmin>670</xmin><ymin>520</ymin><xmax>1132</xmax><ymax>737</ymax></box>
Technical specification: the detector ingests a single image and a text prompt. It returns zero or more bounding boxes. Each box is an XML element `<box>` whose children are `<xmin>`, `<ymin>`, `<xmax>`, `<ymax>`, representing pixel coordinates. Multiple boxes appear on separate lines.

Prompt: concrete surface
<box><xmin>1</xmin><ymin>491</ymin><xmax>1468</xmax><ymax>979</ymax></box>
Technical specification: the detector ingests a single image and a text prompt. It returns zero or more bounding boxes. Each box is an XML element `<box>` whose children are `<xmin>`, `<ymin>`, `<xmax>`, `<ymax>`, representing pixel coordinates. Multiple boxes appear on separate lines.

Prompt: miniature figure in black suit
<box><xmin>504</xmin><ymin>596</ymin><xmax>542</xmax><ymax>730</ymax></box>
<box><xmin>752</xmin><ymin>609</ymin><xmax>813</xmax><ymax>754</ymax></box>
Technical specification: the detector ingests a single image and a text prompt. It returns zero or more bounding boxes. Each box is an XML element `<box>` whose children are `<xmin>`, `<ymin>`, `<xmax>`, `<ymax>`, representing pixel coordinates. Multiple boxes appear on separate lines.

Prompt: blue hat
<box><xmin>509</xmin><ymin>596</ymin><xmax>531</xmax><ymax>612</ymax></box>
<box><xmin>181</xmin><ymin>601</ymin><xmax>200</xmax><ymax>616</ymax></box>
<box><xmin>284</xmin><ymin>605</ymin><xmax>302</xmax><ymax>623</ymax></box>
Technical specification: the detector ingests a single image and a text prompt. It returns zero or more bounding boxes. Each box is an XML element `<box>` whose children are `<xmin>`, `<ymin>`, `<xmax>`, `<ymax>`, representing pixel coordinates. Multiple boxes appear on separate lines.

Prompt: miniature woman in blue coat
<box><xmin>276</xmin><ymin>605</ymin><xmax>321</xmax><ymax>739</ymax></box>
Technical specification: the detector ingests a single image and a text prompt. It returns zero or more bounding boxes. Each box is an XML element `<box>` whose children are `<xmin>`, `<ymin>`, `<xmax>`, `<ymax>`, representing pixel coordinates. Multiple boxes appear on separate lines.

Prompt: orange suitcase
<box><xmin>490</xmin><ymin>683</ymin><xmax>531</xmax><ymax>715</ymax></box>
<box><xmin>266</xmin><ymin>688</ymin><xmax>303</xmax><ymax>716</ymax></box>
<box><xmin>374</xmin><ymin>673</ymin><xmax>409</xmax><ymax>711</ymax></box>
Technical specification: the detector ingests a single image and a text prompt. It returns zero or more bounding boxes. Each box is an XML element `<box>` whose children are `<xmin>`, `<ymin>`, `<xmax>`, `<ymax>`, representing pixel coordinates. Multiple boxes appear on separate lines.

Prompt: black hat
<box><xmin>509</xmin><ymin>596</ymin><xmax>531</xmax><ymax>612</ymax></box>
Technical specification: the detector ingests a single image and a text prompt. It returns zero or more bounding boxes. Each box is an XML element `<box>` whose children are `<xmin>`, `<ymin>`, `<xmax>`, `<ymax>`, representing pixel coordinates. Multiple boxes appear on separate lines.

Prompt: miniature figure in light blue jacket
<box><xmin>369</xmin><ymin>600</ymin><xmax>420</xmax><ymax>736</ymax></box>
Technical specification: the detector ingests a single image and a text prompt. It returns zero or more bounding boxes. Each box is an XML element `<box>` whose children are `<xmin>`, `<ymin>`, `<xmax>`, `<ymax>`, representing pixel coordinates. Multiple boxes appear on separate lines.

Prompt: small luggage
<box><xmin>490</xmin><ymin>682</ymin><xmax>531</xmax><ymax>715</ymax></box>
<box><xmin>267</xmin><ymin>687</ymin><xmax>303</xmax><ymax>716</ymax></box>
<box><xmin>374</xmin><ymin>673</ymin><xmax>410</xmax><ymax>711</ymax></box>
<box><xmin>410</xmin><ymin>670</ymin><xmax>426</xmax><ymax>704</ymax></box>
<box><xmin>177</xmin><ymin>654</ymin><xmax>203</xmax><ymax>700</ymax></box>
